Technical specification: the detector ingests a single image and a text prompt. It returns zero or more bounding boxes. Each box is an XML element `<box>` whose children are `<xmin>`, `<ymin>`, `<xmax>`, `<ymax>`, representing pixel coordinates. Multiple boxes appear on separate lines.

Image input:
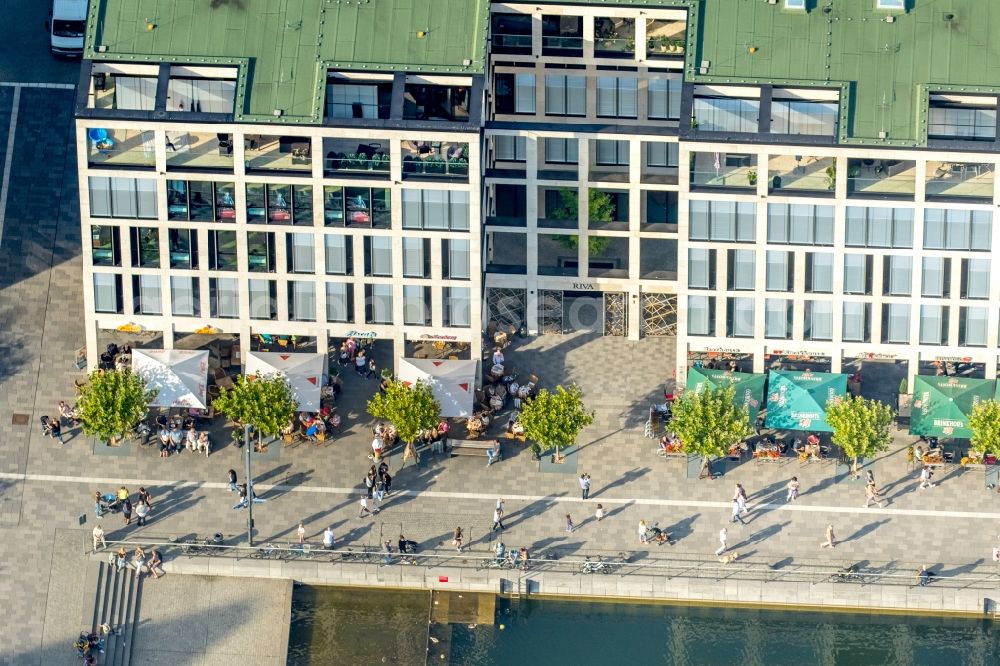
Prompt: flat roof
<box><xmin>691</xmin><ymin>0</ymin><xmax>1000</xmax><ymax>147</ymax></box>
<box><xmin>86</xmin><ymin>0</ymin><xmax>488</xmax><ymax>124</ymax></box>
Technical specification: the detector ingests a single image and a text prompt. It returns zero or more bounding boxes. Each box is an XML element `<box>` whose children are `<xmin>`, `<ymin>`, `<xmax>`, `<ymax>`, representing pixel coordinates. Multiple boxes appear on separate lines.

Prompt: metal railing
<box><xmin>542</xmin><ymin>36</ymin><xmax>583</xmax><ymax>51</ymax></box>
<box><xmin>97</xmin><ymin>538</ymin><xmax>1000</xmax><ymax>591</ymax></box>
<box><xmin>491</xmin><ymin>33</ymin><xmax>532</xmax><ymax>50</ymax></box>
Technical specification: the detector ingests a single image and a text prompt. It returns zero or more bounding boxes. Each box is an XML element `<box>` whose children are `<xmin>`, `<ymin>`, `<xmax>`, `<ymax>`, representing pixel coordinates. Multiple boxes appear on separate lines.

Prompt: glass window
<box><xmin>167</xmin><ymin>229</ymin><xmax>197</xmax><ymax>269</ymax></box>
<box><xmin>444</xmin><ymin>287</ymin><xmax>471</xmax><ymax>327</ymax></box>
<box><xmin>112</xmin><ymin>75</ymin><xmax>157</xmax><ymax>110</ymax></box>
<box><xmin>326</xmin><ymin>282</ymin><xmax>353</xmax><ymax>322</ymax></box>
<box><xmin>365</xmin><ymin>236</ymin><xmax>393</xmax><ymax>277</ymax></box>
<box><xmin>595</xmin><ymin>140</ymin><xmax>629</xmax><ymax>166</ymax></box>
<box><xmin>88</xmin><ymin>177</ymin><xmax>157</xmax><ymax>219</ymax></box>
<box><xmin>289</xmin><ymin>281</ymin><xmax>316</xmax><ymax>321</ymax></box>
<box><xmin>689</xmin><ymin>201</ymin><xmax>755</xmax><ymax>242</ymax></box>
<box><xmin>919</xmin><ymin>304</ymin><xmax>947</xmax><ymax>345</ymax></box>
<box><xmin>131</xmin><ymin>227</ymin><xmax>159</xmax><ymax>268</ymax></box>
<box><xmin>846</xmin><ymin>206</ymin><xmax>912</xmax><ymax>248</ymax></box>
<box><xmin>495</xmin><ymin>135</ymin><xmax>527</xmax><ymax>161</ymax></box>
<box><xmin>767</xmin><ymin>203</ymin><xmax>834</xmax><ymax>245</ymax></box>
<box><xmin>687</xmin><ymin>295</ymin><xmax>713</xmax><ymax>335</ymax></box>
<box><xmin>729</xmin><ymin>249</ymin><xmax>755</xmax><ymax>290</ymax></box>
<box><xmin>289</xmin><ymin>233</ymin><xmax>315</xmax><ymax>273</ymax></box>
<box><xmin>884</xmin><ymin>303</ymin><xmax>910</xmax><ymax>344</ymax></box>
<box><xmin>963</xmin><ymin>258</ymin><xmax>990</xmax><ymax>299</ymax></box>
<box><xmin>545</xmin><ymin>75</ymin><xmax>586</xmax><ymax>116</ymax></box>
<box><xmin>324</xmin><ymin>186</ymin><xmax>390</xmax><ymax>228</ymax></box>
<box><xmin>135</xmin><ymin>275</ymin><xmax>162</xmax><ymax>315</ymax></box>
<box><xmin>764</xmin><ymin>299</ymin><xmax>791</xmax><ymax>338</ymax></box>
<box><xmin>209</xmin><ymin>230</ymin><xmax>237</xmax><ymax>271</ymax></box>
<box><xmin>921</xmin><ymin>257</ymin><xmax>948</xmax><ymax>297</ymax></box>
<box><xmin>248</xmin><ymin>279</ymin><xmax>276</xmax><ymax>319</ymax></box>
<box><xmin>766</xmin><ymin>251</ymin><xmax>791</xmax><ymax>292</ymax></box>
<box><xmin>544</xmin><ymin>138</ymin><xmax>578</xmax><ymax>164</ymax></box>
<box><xmin>170</xmin><ymin>276</ymin><xmax>198</xmax><ymax>316</ymax></box>
<box><xmin>646</xmin><ymin>142</ymin><xmax>679</xmax><ymax>168</ymax></box>
<box><xmin>648</xmin><ymin>75</ymin><xmax>682</xmax><ymax>120</ymax></box>
<box><xmin>692</xmin><ymin>97</ymin><xmax>759</xmax><ymax>133</ymax></box>
<box><xmin>843</xmin><ymin>255</ymin><xmax>868</xmax><ymax>294</ymax></box>
<box><xmin>403</xmin><ymin>286</ymin><xmax>431</xmax><ymax>325</ymax></box>
<box><xmin>444</xmin><ymin>239</ymin><xmax>470</xmax><ymax>279</ymax></box>
<box><xmin>727</xmin><ymin>297</ymin><xmax>754</xmax><ymax>337</ymax></box>
<box><xmin>804</xmin><ymin>301</ymin><xmax>833</xmax><ymax>340</ymax></box>
<box><xmin>324</xmin><ymin>235</ymin><xmax>351</xmax><ymax>275</ymax></box>
<box><xmin>842</xmin><ymin>302</ymin><xmax>869</xmax><ymax>342</ymax></box>
<box><xmin>327</xmin><ymin>82</ymin><xmax>386</xmax><ymax>119</ymax></box>
<box><xmin>366</xmin><ymin>284</ymin><xmax>393</xmax><ymax>324</ymax></box>
<box><xmin>928</xmin><ymin>105</ymin><xmax>997</xmax><ymax>141</ymax></box>
<box><xmin>167</xmin><ymin>77</ymin><xmax>236</xmax><ymax>113</ymax></box>
<box><xmin>770</xmin><ymin>100</ymin><xmax>837</xmax><ymax>136</ymax></box>
<box><xmin>961</xmin><ymin>307</ymin><xmax>988</xmax><ymax>346</ymax></box>
<box><xmin>597</xmin><ymin>77</ymin><xmax>637</xmax><ymax>118</ymax></box>
<box><xmin>807</xmin><ymin>252</ymin><xmax>833</xmax><ymax>293</ymax></box>
<box><xmin>210</xmin><ymin>277</ymin><xmax>239</xmax><ymax>318</ymax></box>
<box><xmin>247</xmin><ymin>232</ymin><xmax>274</xmax><ymax>272</ymax></box>
<box><xmin>90</xmin><ymin>225</ymin><xmax>119</xmax><ymax>266</ymax></box>
<box><xmin>885</xmin><ymin>255</ymin><xmax>912</xmax><ymax>296</ymax></box>
<box><xmin>688</xmin><ymin>248</ymin><xmax>711</xmax><ymax>289</ymax></box>
<box><xmin>401</xmin><ymin>190</ymin><xmax>469</xmax><ymax>230</ymax></box>
<box><xmin>93</xmin><ymin>274</ymin><xmax>120</xmax><ymax>313</ymax></box>
<box><xmin>923</xmin><ymin>208</ymin><xmax>990</xmax><ymax>251</ymax></box>
<box><xmin>402</xmin><ymin>237</ymin><xmax>429</xmax><ymax>278</ymax></box>
<box><xmin>515</xmin><ymin>74</ymin><xmax>536</xmax><ymax>113</ymax></box>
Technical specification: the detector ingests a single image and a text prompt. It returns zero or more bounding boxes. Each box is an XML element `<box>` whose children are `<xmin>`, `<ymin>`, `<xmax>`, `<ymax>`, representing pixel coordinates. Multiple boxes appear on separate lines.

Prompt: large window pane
<box><xmin>884</xmin><ymin>303</ymin><xmax>910</xmax><ymax>344</ymax></box>
<box><xmin>93</xmin><ymin>274</ymin><xmax>119</xmax><ymax>313</ymax></box>
<box><xmin>289</xmin><ymin>281</ymin><xmax>316</xmax><ymax>321</ymax></box>
<box><xmin>289</xmin><ymin>233</ymin><xmax>315</xmax><ymax>273</ymax></box>
<box><xmin>805</xmin><ymin>301</ymin><xmax>833</xmax><ymax>340</ymax></box>
<box><xmin>688</xmin><ymin>248</ymin><xmax>710</xmax><ymax>289</ymax></box>
<box><xmin>210</xmin><ymin>277</ymin><xmax>239</xmax><ymax>318</ymax></box>
<box><xmin>249</xmin><ymin>279</ymin><xmax>275</xmax><ymax>319</ymax></box>
<box><xmin>366</xmin><ymin>236</ymin><xmax>392</xmax><ymax>277</ymax></box>
<box><xmin>326</xmin><ymin>283</ymin><xmax>352</xmax><ymax>322</ymax></box>
<box><xmin>444</xmin><ymin>239</ymin><xmax>470</xmax><ymax>279</ymax></box>
<box><xmin>961</xmin><ymin>307</ymin><xmax>988</xmax><ymax>346</ymax></box>
<box><xmin>403</xmin><ymin>286</ymin><xmax>431</xmax><ymax>325</ymax></box>
<box><xmin>766</xmin><ymin>251</ymin><xmax>790</xmax><ymax>292</ymax></box>
<box><xmin>842</xmin><ymin>302</ymin><xmax>868</xmax><ymax>342</ymax></box>
<box><xmin>730</xmin><ymin>249</ymin><xmax>755</xmax><ymax>290</ymax></box>
<box><xmin>367</xmin><ymin>284</ymin><xmax>393</xmax><ymax>324</ymax></box>
<box><xmin>808</xmin><ymin>252</ymin><xmax>833</xmax><ymax>293</ymax></box>
<box><xmin>843</xmin><ymin>255</ymin><xmax>867</xmax><ymax>294</ymax></box>
<box><xmin>324</xmin><ymin>234</ymin><xmax>351</xmax><ymax>275</ymax></box>
<box><xmin>886</xmin><ymin>255</ymin><xmax>912</xmax><ymax>296</ymax></box>
<box><xmin>919</xmin><ymin>304</ymin><xmax>946</xmax><ymax>345</ymax></box>
<box><xmin>137</xmin><ymin>275</ymin><xmax>162</xmax><ymax>315</ymax></box>
<box><xmin>687</xmin><ymin>295</ymin><xmax>712</xmax><ymax>335</ymax></box>
<box><xmin>402</xmin><ymin>237</ymin><xmax>427</xmax><ymax>278</ymax></box>
<box><xmin>728</xmin><ymin>297</ymin><xmax>754</xmax><ymax>337</ymax></box>
<box><xmin>444</xmin><ymin>287</ymin><xmax>471</xmax><ymax>327</ymax></box>
<box><xmin>170</xmin><ymin>276</ymin><xmax>198</xmax><ymax>316</ymax></box>
<box><xmin>921</xmin><ymin>257</ymin><xmax>947</xmax><ymax>297</ymax></box>
<box><xmin>764</xmin><ymin>299</ymin><xmax>790</xmax><ymax>338</ymax></box>
<box><xmin>964</xmin><ymin>258</ymin><xmax>990</xmax><ymax>299</ymax></box>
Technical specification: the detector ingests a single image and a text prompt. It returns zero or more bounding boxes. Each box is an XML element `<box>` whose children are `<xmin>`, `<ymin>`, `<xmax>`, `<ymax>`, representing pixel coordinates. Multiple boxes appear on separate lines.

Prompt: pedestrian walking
<box><xmin>919</xmin><ymin>465</ymin><xmax>935</xmax><ymax>489</ymax></box>
<box><xmin>496</xmin><ymin>497</ymin><xmax>505</xmax><ymax>513</ymax></box>
<box><xmin>452</xmin><ymin>527</ymin><xmax>463</xmax><ymax>552</ymax></box>
<box><xmin>49</xmin><ymin>419</ymin><xmax>64</xmax><ymax>445</ymax></box>
<box><xmin>639</xmin><ymin>520</ymin><xmax>649</xmax><ymax>544</ymax></box>
<box><xmin>374</xmin><ymin>477</ymin><xmax>387</xmax><ymax>502</ymax></box>
<box><xmin>579</xmin><ymin>473</ymin><xmax>591</xmax><ymax>500</ymax></box>
<box><xmin>227</xmin><ymin>469</ymin><xmax>238</xmax><ymax>492</ymax></box>
<box><xmin>730</xmin><ymin>499</ymin><xmax>746</xmax><ymax>525</ymax></box>
<box><xmin>297</xmin><ymin>523</ymin><xmax>306</xmax><ymax>545</ymax></box>
<box><xmin>864</xmin><ymin>481</ymin><xmax>883</xmax><ymax>508</ymax></box>
<box><xmin>715</xmin><ymin>527</ymin><xmax>728</xmax><ymax>556</ymax></box>
<box><xmin>595</xmin><ymin>504</ymin><xmax>605</xmax><ymax>521</ymax></box>
<box><xmin>865</xmin><ymin>469</ymin><xmax>875</xmax><ymax>486</ymax></box>
<box><xmin>364</xmin><ymin>470</ymin><xmax>375</xmax><ymax>499</ymax></box>
<box><xmin>135</xmin><ymin>500</ymin><xmax>150</xmax><ymax>526</ymax></box>
<box><xmin>233</xmin><ymin>484</ymin><xmax>249</xmax><ymax>510</ymax></box>
<box><xmin>92</xmin><ymin>524</ymin><xmax>107</xmax><ymax>551</ymax></box>
<box><xmin>138</xmin><ymin>487</ymin><xmax>152</xmax><ymax>508</ymax></box>
<box><xmin>820</xmin><ymin>524</ymin><xmax>835</xmax><ymax>548</ymax></box>
<box><xmin>122</xmin><ymin>498</ymin><xmax>133</xmax><ymax>526</ymax></box>
<box><xmin>492</xmin><ymin>506</ymin><xmax>505</xmax><ymax>532</ymax></box>
<box><xmin>366</xmin><ymin>358</ymin><xmax>378</xmax><ymax>380</ymax></box>
<box><xmin>565</xmin><ymin>514</ymin><xmax>574</xmax><ymax>532</ymax></box>
<box><xmin>734</xmin><ymin>483</ymin><xmax>749</xmax><ymax>516</ymax></box>
<box><xmin>786</xmin><ymin>477</ymin><xmax>799</xmax><ymax>502</ymax></box>
<box><xmin>358</xmin><ymin>495</ymin><xmax>378</xmax><ymax>518</ymax></box>
<box><xmin>382</xmin><ymin>539</ymin><xmax>394</xmax><ymax>564</ymax></box>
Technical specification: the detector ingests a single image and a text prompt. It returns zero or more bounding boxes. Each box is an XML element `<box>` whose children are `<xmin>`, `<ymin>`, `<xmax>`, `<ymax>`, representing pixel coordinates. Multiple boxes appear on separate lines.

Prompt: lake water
<box><xmin>288</xmin><ymin>586</ymin><xmax>1000</xmax><ymax>666</ymax></box>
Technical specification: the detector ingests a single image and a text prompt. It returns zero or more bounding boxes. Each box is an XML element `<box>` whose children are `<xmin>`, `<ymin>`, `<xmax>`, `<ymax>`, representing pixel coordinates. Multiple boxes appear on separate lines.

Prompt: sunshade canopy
<box><xmin>910</xmin><ymin>375</ymin><xmax>995</xmax><ymax>438</ymax></box>
<box><xmin>245</xmin><ymin>351</ymin><xmax>325</xmax><ymax>411</ymax></box>
<box><xmin>398</xmin><ymin>358</ymin><xmax>478</xmax><ymax>417</ymax></box>
<box><xmin>685</xmin><ymin>368</ymin><xmax>766</xmax><ymax>422</ymax></box>
<box><xmin>131</xmin><ymin>349</ymin><xmax>209</xmax><ymax>409</ymax></box>
<box><xmin>764</xmin><ymin>370</ymin><xmax>848</xmax><ymax>432</ymax></box>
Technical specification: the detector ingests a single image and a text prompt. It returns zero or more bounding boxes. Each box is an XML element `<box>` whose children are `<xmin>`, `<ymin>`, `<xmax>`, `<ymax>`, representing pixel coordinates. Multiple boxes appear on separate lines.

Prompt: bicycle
<box><xmin>340</xmin><ymin>546</ymin><xmax>376</xmax><ymax>563</ymax></box>
<box><xmin>479</xmin><ymin>553</ymin><xmax>519</xmax><ymax>571</ymax></box>
<box><xmin>182</xmin><ymin>537</ymin><xmax>226</xmax><ymax>556</ymax></box>
<box><xmin>285</xmin><ymin>542</ymin><xmax>318</xmax><ymax>560</ymax></box>
<box><xmin>249</xmin><ymin>543</ymin><xmax>280</xmax><ymax>559</ymax></box>
<box><xmin>581</xmin><ymin>552</ymin><xmax>629</xmax><ymax>575</ymax></box>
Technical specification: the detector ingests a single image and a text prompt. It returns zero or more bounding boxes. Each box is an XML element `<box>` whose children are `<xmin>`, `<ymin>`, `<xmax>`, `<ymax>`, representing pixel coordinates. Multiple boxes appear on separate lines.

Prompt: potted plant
<box><xmin>747</xmin><ymin>170</ymin><xmax>758</xmax><ymax>186</ymax></box>
<box><xmin>771</xmin><ymin>175</ymin><xmax>782</xmax><ymax>189</ymax></box>
<box><xmin>825</xmin><ymin>165</ymin><xmax>837</xmax><ymax>190</ymax></box>
<box><xmin>897</xmin><ymin>378</ymin><xmax>912</xmax><ymax>418</ymax></box>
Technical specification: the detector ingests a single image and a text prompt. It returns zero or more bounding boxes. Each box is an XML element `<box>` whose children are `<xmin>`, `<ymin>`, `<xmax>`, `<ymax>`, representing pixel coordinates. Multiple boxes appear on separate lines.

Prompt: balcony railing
<box><xmin>542</xmin><ymin>35</ymin><xmax>583</xmax><ymax>52</ymax></box>
<box><xmin>594</xmin><ymin>37</ymin><xmax>634</xmax><ymax>57</ymax></box>
<box><xmin>402</xmin><ymin>155</ymin><xmax>469</xmax><ymax>179</ymax></box>
<box><xmin>324</xmin><ymin>154</ymin><xmax>391</xmax><ymax>177</ymax></box>
<box><xmin>847</xmin><ymin>160</ymin><xmax>916</xmax><ymax>198</ymax></box>
<box><xmin>690</xmin><ymin>168</ymin><xmax>756</xmax><ymax>189</ymax></box>
<box><xmin>926</xmin><ymin>163</ymin><xmax>995</xmax><ymax>200</ymax></box>
<box><xmin>87</xmin><ymin>146</ymin><xmax>155</xmax><ymax>168</ymax></box>
<box><xmin>491</xmin><ymin>33</ymin><xmax>532</xmax><ymax>52</ymax></box>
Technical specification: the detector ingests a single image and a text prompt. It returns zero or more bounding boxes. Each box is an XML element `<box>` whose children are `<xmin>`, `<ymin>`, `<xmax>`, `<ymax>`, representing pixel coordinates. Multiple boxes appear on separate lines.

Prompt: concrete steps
<box><xmin>84</xmin><ymin>561</ymin><xmax>142</xmax><ymax>666</ymax></box>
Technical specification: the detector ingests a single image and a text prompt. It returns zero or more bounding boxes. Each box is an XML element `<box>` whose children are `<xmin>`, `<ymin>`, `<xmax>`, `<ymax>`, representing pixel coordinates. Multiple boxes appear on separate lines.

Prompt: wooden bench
<box><xmin>448</xmin><ymin>439</ymin><xmax>497</xmax><ymax>457</ymax></box>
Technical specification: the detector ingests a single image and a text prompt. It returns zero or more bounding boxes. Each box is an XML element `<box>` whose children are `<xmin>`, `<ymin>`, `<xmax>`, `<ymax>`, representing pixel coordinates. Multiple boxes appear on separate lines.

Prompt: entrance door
<box><xmin>537</xmin><ymin>290</ymin><xmax>563</xmax><ymax>334</ymax></box>
<box><xmin>603</xmin><ymin>291</ymin><xmax>626</xmax><ymax>336</ymax></box>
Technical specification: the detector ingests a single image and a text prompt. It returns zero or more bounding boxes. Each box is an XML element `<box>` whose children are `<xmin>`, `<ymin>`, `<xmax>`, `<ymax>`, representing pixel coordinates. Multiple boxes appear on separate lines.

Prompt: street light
<box><xmin>245</xmin><ymin>422</ymin><xmax>254</xmax><ymax>546</ymax></box>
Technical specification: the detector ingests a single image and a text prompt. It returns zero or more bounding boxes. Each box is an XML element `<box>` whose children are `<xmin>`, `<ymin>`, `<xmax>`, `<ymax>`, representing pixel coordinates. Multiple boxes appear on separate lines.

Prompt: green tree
<box><xmin>969</xmin><ymin>400</ymin><xmax>1000</xmax><ymax>459</ymax></box>
<box><xmin>825</xmin><ymin>396</ymin><xmax>895</xmax><ymax>477</ymax></box>
<box><xmin>77</xmin><ymin>369</ymin><xmax>157</xmax><ymax>445</ymax></box>
<box><xmin>669</xmin><ymin>385</ymin><xmax>752</xmax><ymax>478</ymax></box>
<box><xmin>367</xmin><ymin>379</ymin><xmax>442</xmax><ymax>447</ymax></box>
<box><xmin>213</xmin><ymin>373</ymin><xmax>299</xmax><ymax>447</ymax></box>
<box><xmin>549</xmin><ymin>188</ymin><xmax>616</xmax><ymax>256</ymax></box>
<box><xmin>519</xmin><ymin>384</ymin><xmax>594</xmax><ymax>462</ymax></box>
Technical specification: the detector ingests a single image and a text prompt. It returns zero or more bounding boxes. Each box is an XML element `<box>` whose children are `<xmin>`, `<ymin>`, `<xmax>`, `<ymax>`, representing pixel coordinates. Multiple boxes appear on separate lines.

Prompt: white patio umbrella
<box><xmin>131</xmin><ymin>349</ymin><xmax>209</xmax><ymax>409</ymax></box>
<box><xmin>398</xmin><ymin>358</ymin><xmax>478</xmax><ymax>417</ymax></box>
<box><xmin>244</xmin><ymin>352</ymin><xmax>325</xmax><ymax>411</ymax></box>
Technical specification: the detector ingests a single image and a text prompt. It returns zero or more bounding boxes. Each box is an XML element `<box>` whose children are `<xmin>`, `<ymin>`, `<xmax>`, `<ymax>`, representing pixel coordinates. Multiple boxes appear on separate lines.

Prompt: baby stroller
<box><xmin>95</xmin><ymin>492</ymin><xmax>121</xmax><ymax>517</ymax></box>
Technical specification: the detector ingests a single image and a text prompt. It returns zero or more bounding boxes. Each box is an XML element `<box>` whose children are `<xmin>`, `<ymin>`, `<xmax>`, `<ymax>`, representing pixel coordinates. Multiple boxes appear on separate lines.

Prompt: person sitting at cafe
<box><xmin>185</xmin><ymin>427</ymin><xmax>199</xmax><ymax>453</ymax></box>
<box><xmin>196</xmin><ymin>431</ymin><xmax>210</xmax><ymax>456</ymax></box>
<box><xmin>486</xmin><ymin>440</ymin><xmax>502</xmax><ymax>467</ymax></box>
<box><xmin>791</xmin><ymin>437</ymin><xmax>804</xmax><ymax>455</ymax></box>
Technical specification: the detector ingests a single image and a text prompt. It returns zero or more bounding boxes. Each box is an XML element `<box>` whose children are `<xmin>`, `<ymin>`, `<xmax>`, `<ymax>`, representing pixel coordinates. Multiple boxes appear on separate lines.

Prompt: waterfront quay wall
<box><xmin>151</xmin><ymin>555</ymin><xmax>998</xmax><ymax>617</ymax></box>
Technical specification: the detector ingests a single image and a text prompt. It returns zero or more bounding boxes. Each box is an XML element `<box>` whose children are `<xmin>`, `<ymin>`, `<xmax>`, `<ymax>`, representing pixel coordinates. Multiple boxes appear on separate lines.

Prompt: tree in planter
<box><xmin>368</xmin><ymin>380</ymin><xmax>441</xmax><ymax>459</ymax></box>
<box><xmin>519</xmin><ymin>384</ymin><xmax>594</xmax><ymax>462</ymax></box>
<box><xmin>968</xmin><ymin>400</ymin><xmax>1000</xmax><ymax>463</ymax></box>
<box><xmin>825</xmin><ymin>396</ymin><xmax>895</xmax><ymax>478</ymax></box>
<box><xmin>549</xmin><ymin>188</ymin><xmax>616</xmax><ymax>226</ymax></box>
<box><xmin>213</xmin><ymin>373</ymin><xmax>299</xmax><ymax>450</ymax></box>
<box><xmin>554</xmin><ymin>234</ymin><xmax>611</xmax><ymax>256</ymax></box>
<box><xmin>669</xmin><ymin>385</ymin><xmax>752</xmax><ymax>479</ymax></box>
<box><xmin>76</xmin><ymin>369</ymin><xmax>157</xmax><ymax>445</ymax></box>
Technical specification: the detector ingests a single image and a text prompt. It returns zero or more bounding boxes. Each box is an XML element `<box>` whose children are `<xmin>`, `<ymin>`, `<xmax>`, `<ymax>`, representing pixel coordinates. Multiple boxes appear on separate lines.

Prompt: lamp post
<box><xmin>244</xmin><ymin>422</ymin><xmax>254</xmax><ymax>546</ymax></box>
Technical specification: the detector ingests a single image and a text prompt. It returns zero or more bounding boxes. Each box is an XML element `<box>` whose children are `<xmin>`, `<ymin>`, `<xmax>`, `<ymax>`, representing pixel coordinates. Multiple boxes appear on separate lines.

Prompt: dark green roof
<box><xmin>86</xmin><ymin>0</ymin><xmax>488</xmax><ymax>124</ymax></box>
<box><xmin>690</xmin><ymin>0</ymin><xmax>1000</xmax><ymax>147</ymax></box>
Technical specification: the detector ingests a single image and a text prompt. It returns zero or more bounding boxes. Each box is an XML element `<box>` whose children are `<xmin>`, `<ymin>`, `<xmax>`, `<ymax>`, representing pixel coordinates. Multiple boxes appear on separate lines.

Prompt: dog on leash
<box><xmin>718</xmin><ymin>551</ymin><xmax>740</xmax><ymax>564</ymax></box>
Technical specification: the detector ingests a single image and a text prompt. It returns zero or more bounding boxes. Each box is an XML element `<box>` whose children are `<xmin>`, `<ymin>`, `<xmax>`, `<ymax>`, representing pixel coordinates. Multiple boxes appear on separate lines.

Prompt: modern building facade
<box><xmin>77</xmin><ymin>0</ymin><xmax>1000</xmax><ymax>385</ymax></box>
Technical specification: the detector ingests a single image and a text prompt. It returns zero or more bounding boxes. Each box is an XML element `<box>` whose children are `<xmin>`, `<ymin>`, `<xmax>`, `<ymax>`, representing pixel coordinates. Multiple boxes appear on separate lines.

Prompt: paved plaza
<box><xmin>4</xmin><ymin>78</ymin><xmax>1000</xmax><ymax>665</ymax></box>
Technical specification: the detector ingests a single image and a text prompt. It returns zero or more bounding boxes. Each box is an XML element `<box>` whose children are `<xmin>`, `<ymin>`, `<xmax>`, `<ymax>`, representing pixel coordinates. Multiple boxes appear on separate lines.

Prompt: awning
<box><xmin>685</xmin><ymin>368</ymin><xmax>766</xmax><ymax>421</ymax></box>
<box><xmin>397</xmin><ymin>358</ymin><xmax>478</xmax><ymax>417</ymax></box>
<box><xmin>910</xmin><ymin>375</ymin><xmax>995</xmax><ymax>438</ymax></box>
<box><xmin>764</xmin><ymin>370</ymin><xmax>848</xmax><ymax>432</ymax></box>
<box><xmin>131</xmin><ymin>349</ymin><xmax>209</xmax><ymax>409</ymax></box>
<box><xmin>245</xmin><ymin>351</ymin><xmax>325</xmax><ymax>411</ymax></box>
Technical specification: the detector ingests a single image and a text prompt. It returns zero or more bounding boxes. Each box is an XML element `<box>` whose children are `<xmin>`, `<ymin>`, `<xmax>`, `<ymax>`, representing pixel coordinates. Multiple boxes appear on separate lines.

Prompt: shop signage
<box><xmin>698</xmin><ymin>347</ymin><xmax>743</xmax><ymax>354</ymax></box>
<box><xmin>933</xmin><ymin>355</ymin><xmax>973</xmax><ymax>363</ymax></box>
<box><xmin>419</xmin><ymin>334</ymin><xmax>459</xmax><ymax>341</ymax></box>
<box><xmin>850</xmin><ymin>352</ymin><xmax>898</xmax><ymax>360</ymax></box>
<box><xmin>768</xmin><ymin>349</ymin><xmax>826</xmax><ymax>357</ymax></box>
<box><xmin>346</xmin><ymin>330</ymin><xmax>378</xmax><ymax>339</ymax></box>
<box><xmin>571</xmin><ymin>283</ymin><xmax>597</xmax><ymax>291</ymax></box>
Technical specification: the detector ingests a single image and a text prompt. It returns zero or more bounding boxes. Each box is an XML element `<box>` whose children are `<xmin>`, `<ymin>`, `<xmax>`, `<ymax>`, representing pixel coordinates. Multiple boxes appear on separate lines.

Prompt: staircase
<box><xmin>83</xmin><ymin>561</ymin><xmax>143</xmax><ymax>666</ymax></box>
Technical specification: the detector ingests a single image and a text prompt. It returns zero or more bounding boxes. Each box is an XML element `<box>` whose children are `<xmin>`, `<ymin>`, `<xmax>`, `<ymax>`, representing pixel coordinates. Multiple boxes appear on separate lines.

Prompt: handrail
<box><xmin>97</xmin><ymin>538</ymin><xmax>1000</xmax><ymax>590</ymax></box>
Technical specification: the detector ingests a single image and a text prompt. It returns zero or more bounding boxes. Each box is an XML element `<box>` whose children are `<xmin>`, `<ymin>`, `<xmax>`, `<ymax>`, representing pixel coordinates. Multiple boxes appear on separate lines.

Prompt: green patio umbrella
<box><xmin>764</xmin><ymin>370</ymin><xmax>848</xmax><ymax>432</ymax></box>
<box><xmin>909</xmin><ymin>375</ymin><xmax>995</xmax><ymax>438</ymax></box>
<box><xmin>685</xmin><ymin>367</ymin><xmax>766</xmax><ymax>422</ymax></box>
